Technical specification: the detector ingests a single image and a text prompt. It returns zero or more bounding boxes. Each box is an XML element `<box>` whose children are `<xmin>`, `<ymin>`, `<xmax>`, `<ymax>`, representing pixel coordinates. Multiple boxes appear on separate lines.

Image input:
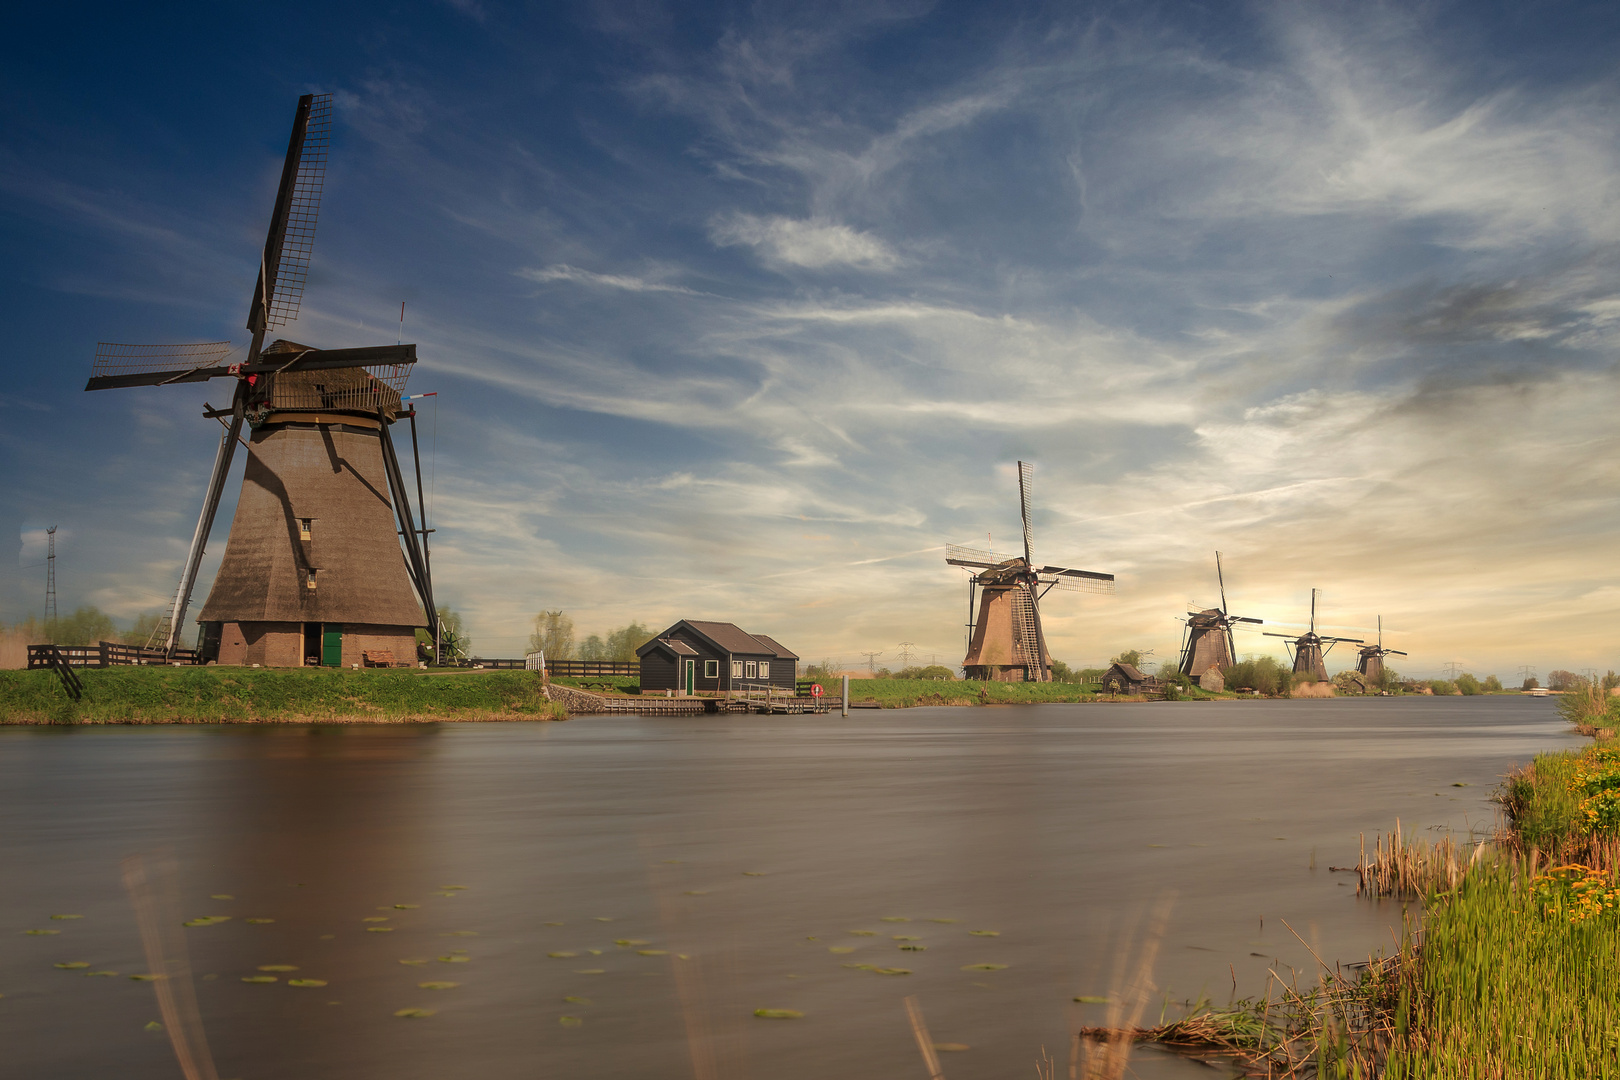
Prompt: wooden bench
<box><xmin>363</xmin><ymin>650</ymin><xmax>397</xmax><ymax>668</ymax></box>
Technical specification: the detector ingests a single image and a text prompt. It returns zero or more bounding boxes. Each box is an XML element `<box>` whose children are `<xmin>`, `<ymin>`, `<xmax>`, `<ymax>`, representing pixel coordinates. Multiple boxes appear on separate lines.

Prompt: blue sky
<box><xmin>5</xmin><ymin>0</ymin><xmax>1620</xmax><ymax>677</ymax></box>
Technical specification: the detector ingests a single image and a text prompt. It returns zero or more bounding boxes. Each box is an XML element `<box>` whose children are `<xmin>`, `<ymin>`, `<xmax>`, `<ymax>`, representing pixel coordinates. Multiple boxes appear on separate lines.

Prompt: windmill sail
<box><xmin>90</xmin><ymin>342</ymin><xmax>236</xmax><ymax>383</ymax></box>
<box><xmin>1017</xmin><ymin>461</ymin><xmax>1035</xmax><ymax>566</ymax></box>
<box><xmin>251</xmin><ymin>93</ymin><xmax>332</xmax><ymax>335</ymax></box>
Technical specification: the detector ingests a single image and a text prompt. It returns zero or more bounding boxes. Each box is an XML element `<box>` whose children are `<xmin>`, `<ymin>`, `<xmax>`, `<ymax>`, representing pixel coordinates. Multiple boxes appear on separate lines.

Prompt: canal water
<box><xmin>0</xmin><ymin>697</ymin><xmax>1577</xmax><ymax>1079</ymax></box>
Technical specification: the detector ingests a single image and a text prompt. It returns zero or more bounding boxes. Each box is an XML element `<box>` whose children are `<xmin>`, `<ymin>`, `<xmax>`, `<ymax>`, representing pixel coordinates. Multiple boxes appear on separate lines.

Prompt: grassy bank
<box><xmin>0</xmin><ymin>667</ymin><xmax>566</xmax><ymax>724</ymax></box>
<box><xmin>834</xmin><ymin>677</ymin><xmax>1225</xmax><ymax>708</ymax></box>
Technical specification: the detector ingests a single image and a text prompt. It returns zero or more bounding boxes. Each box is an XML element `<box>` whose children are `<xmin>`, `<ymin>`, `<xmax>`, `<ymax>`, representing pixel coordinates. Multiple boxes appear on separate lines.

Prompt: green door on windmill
<box><xmin>321</xmin><ymin>625</ymin><xmax>344</xmax><ymax>667</ymax></box>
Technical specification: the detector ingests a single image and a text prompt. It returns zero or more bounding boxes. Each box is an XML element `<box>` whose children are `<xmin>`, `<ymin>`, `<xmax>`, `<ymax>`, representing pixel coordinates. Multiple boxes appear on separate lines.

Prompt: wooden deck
<box><xmin>543</xmin><ymin>682</ymin><xmax>830</xmax><ymax>717</ymax></box>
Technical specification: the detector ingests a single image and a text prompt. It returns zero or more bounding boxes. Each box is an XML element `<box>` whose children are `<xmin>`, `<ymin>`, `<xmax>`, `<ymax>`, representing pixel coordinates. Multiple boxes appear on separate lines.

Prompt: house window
<box><xmin>704</xmin><ymin>660</ymin><xmax>718</xmax><ymax>679</ymax></box>
<box><xmin>731</xmin><ymin>660</ymin><xmax>743</xmax><ymax>679</ymax></box>
<box><xmin>759</xmin><ymin>659</ymin><xmax>771</xmax><ymax>679</ymax></box>
<box><xmin>745</xmin><ymin>661</ymin><xmax>757</xmax><ymax>678</ymax></box>
<box><xmin>306</xmin><ymin>569</ymin><xmax>317</xmax><ymax>590</ymax></box>
<box><xmin>299</xmin><ymin>518</ymin><xmax>312</xmax><ymax>540</ymax></box>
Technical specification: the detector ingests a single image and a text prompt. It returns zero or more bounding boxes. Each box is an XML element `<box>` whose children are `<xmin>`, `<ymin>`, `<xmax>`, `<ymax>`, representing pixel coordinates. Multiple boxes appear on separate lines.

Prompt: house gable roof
<box><xmin>670</xmin><ymin>620</ymin><xmax>774</xmax><ymax>655</ymax></box>
<box><xmin>749</xmin><ymin>633</ymin><xmax>798</xmax><ymax>660</ymax></box>
<box><xmin>636</xmin><ymin>636</ymin><xmax>699</xmax><ymax>659</ymax></box>
<box><xmin>1106</xmin><ymin>662</ymin><xmax>1146</xmax><ymax>681</ymax></box>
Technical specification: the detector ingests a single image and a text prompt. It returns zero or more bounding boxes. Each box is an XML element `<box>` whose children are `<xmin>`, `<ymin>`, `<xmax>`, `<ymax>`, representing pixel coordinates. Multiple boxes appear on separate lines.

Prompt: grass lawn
<box><xmin>0</xmin><ymin>666</ymin><xmax>565</xmax><ymax>724</ymax></box>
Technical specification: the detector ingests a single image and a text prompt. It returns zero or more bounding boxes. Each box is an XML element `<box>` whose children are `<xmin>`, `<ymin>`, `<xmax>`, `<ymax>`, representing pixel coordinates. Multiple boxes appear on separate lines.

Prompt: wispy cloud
<box><xmin>709</xmin><ymin>213</ymin><xmax>901</xmax><ymax>269</ymax></box>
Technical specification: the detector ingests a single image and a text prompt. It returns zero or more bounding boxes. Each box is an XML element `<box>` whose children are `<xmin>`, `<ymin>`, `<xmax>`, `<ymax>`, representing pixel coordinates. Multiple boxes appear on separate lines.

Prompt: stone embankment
<box><xmin>543</xmin><ymin>683</ymin><xmax>708</xmax><ymax>715</ymax></box>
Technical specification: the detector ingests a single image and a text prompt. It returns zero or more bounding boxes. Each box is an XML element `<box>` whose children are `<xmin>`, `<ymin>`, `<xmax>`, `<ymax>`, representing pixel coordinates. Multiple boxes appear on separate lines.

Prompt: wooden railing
<box><xmin>27</xmin><ymin>642</ymin><xmax>201</xmax><ymax>669</ymax></box>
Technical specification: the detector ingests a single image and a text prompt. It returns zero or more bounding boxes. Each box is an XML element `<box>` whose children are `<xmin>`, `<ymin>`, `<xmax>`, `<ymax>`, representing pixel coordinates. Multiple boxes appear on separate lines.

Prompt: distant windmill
<box><xmin>1177</xmin><ymin>551</ymin><xmax>1262</xmax><ymax>678</ymax></box>
<box><xmin>85</xmin><ymin>94</ymin><xmax>435</xmax><ymax>667</ymax></box>
<box><xmin>946</xmin><ymin>462</ymin><xmax>1114</xmax><ymax>682</ymax></box>
<box><xmin>1263</xmin><ymin>589</ymin><xmax>1363</xmax><ymax>682</ymax></box>
<box><xmin>1356</xmin><ymin>617</ymin><xmax>1406</xmax><ymax>685</ymax></box>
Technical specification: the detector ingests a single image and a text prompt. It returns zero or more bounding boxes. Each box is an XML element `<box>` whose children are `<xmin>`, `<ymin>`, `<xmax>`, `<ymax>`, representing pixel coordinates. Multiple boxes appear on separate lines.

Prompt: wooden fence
<box><xmin>27</xmin><ymin>642</ymin><xmax>201</xmax><ymax>669</ymax></box>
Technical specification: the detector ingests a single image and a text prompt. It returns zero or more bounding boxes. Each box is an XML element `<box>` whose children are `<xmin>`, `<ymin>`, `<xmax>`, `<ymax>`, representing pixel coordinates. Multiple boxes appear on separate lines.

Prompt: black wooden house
<box><xmin>637</xmin><ymin>620</ymin><xmax>799</xmax><ymax>695</ymax></box>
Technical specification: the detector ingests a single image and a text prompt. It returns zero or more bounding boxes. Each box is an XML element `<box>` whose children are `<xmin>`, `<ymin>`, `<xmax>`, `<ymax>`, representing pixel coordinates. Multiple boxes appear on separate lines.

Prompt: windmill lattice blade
<box><xmin>1037</xmin><ymin>565</ymin><xmax>1113</xmax><ymax>581</ymax></box>
<box><xmin>265</xmin><ymin>94</ymin><xmax>332</xmax><ymax>330</ymax></box>
<box><xmin>88</xmin><ymin>342</ymin><xmax>235</xmax><ymax>389</ymax></box>
<box><xmin>1040</xmin><ymin>576</ymin><xmax>1115</xmax><ymax>594</ymax></box>
<box><xmin>1017</xmin><ymin>461</ymin><xmax>1035</xmax><ymax>565</ymax></box>
<box><xmin>946</xmin><ymin>544</ymin><xmax>1001</xmax><ymax>565</ymax></box>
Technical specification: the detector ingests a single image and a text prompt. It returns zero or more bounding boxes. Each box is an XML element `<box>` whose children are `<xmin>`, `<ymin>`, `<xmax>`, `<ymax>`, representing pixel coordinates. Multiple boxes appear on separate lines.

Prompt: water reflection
<box><xmin>0</xmin><ymin>698</ymin><xmax>1577</xmax><ymax>1079</ymax></box>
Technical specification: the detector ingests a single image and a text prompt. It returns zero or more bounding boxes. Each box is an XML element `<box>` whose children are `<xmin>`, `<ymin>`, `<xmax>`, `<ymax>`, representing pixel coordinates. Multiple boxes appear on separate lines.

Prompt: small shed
<box><xmin>1198</xmin><ymin>668</ymin><xmax>1225</xmax><ymax>693</ymax></box>
<box><xmin>637</xmin><ymin>620</ymin><xmax>798</xmax><ymax>695</ymax></box>
<box><xmin>1102</xmin><ymin>662</ymin><xmax>1150</xmax><ymax>695</ymax></box>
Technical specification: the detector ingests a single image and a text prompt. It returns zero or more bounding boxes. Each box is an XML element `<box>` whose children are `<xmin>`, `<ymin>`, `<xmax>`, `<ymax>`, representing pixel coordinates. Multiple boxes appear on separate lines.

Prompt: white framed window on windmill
<box><xmin>299</xmin><ymin>518</ymin><xmax>313</xmax><ymax>540</ymax></box>
<box><xmin>306</xmin><ymin>568</ymin><xmax>318</xmax><ymax>590</ymax></box>
<box><xmin>731</xmin><ymin>660</ymin><xmax>743</xmax><ymax>679</ymax></box>
<box><xmin>704</xmin><ymin>660</ymin><xmax>718</xmax><ymax>679</ymax></box>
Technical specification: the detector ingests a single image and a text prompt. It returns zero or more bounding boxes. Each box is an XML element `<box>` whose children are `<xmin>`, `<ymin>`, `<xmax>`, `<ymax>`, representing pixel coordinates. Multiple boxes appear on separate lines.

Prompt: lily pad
<box><xmin>394</xmin><ymin>1007</ymin><xmax>434</xmax><ymax>1019</ymax></box>
<box><xmin>926</xmin><ymin>918</ymin><xmax>960</xmax><ymax>924</ymax></box>
<box><xmin>587</xmin><ymin>949</ymin><xmax>603</xmax><ymax>956</ymax></box>
<box><xmin>183</xmin><ymin>916</ymin><xmax>230</xmax><ymax>927</ymax></box>
<box><xmin>574</xmin><ymin>968</ymin><xmax>606</xmax><ymax>975</ymax></box>
<box><xmin>560</xmin><ymin>1015</ymin><xmax>584</xmax><ymax>1027</ymax></box>
<box><xmin>934</xmin><ymin>1043</ymin><xmax>971</xmax><ymax>1052</ymax></box>
<box><xmin>24</xmin><ymin>929</ymin><xmax>60</xmax><ymax>935</ymax></box>
<box><xmin>842</xmin><ymin>963</ymin><xmax>876</xmax><ymax>970</ymax></box>
<box><xmin>394</xmin><ymin>904</ymin><xmax>420</xmax><ymax>910</ymax></box>
<box><xmin>1073</xmin><ymin>995</ymin><xmax>1110</xmax><ymax>1004</ymax></box>
<box><xmin>245</xmin><ymin>918</ymin><xmax>275</xmax><ymax>925</ymax></box>
<box><xmin>434</xmin><ymin>892</ymin><xmax>459</xmax><ymax>898</ymax></box>
<box><xmin>145</xmin><ymin>1021</ymin><xmax>163</xmax><ymax>1032</ymax></box>
<box><xmin>287</xmin><ymin>979</ymin><xmax>327</xmax><ymax>988</ymax></box>
<box><xmin>592</xmin><ymin>917</ymin><xmax>614</xmax><ymax>922</ymax></box>
<box><xmin>54</xmin><ymin>962</ymin><xmax>90</xmax><ymax>969</ymax></box>
<box><xmin>753</xmin><ymin>1008</ymin><xmax>804</xmax><ymax>1019</ymax></box>
<box><xmin>961</xmin><ymin>964</ymin><xmax>1007</xmax><ymax>972</ymax></box>
<box><xmin>563</xmin><ymin>995</ymin><xmax>591</xmax><ymax>1004</ymax></box>
<box><xmin>418</xmin><ymin>981</ymin><xmax>460</xmax><ymax>990</ymax></box>
<box><xmin>544</xmin><ymin>921</ymin><xmax>564</xmax><ymax>926</ymax></box>
<box><xmin>828</xmin><ymin>946</ymin><xmax>856</xmax><ymax>954</ymax></box>
<box><xmin>258</xmin><ymin>965</ymin><xmax>299</xmax><ymax>972</ymax></box>
<box><xmin>637</xmin><ymin>949</ymin><xmax>667</xmax><ymax>956</ymax></box>
<box><xmin>211</xmin><ymin>894</ymin><xmax>235</xmax><ymax>901</ymax></box>
<box><xmin>898</xmin><ymin>945</ymin><xmax>926</xmax><ymax>952</ymax></box>
<box><xmin>872</xmin><ymin>967</ymin><xmax>912</xmax><ymax>976</ymax></box>
<box><xmin>242</xmin><ymin>975</ymin><xmax>278</xmax><ymax>984</ymax></box>
<box><xmin>50</xmin><ymin>914</ymin><xmax>83</xmax><ymax>920</ymax></box>
<box><xmin>880</xmin><ymin>917</ymin><xmax>910</xmax><ymax>922</ymax></box>
<box><xmin>439</xmin><ymin>955</ymin><xmax>471</xmax><ymax>963</ymax></box>
<box><xmin>362</xmin><ymin>917</ymin><xmax>390</xmax><ymax>923</ymax></box>
<box><xmin>549</xmin><ymin>951</ymin><xmax>577</xmax><ymax>959</ymax></box>
<box><xmin>130</xmin><ymin>974</ymin><xmax>162</xmax><ymax>981</ymax></box>
<box><xmin>366</xmin><ymin>927</ymin><xmax>394</xmax><ymax>933</ymax></box>
<box><xmin>613</xmin><ymin>939</ymin><xmax>649</xmax><ymax>947</ymax></box>
<box><xmin>968</xmin><ymin>930</ymin><xmax>1000</xmax><ymax>937</ymax></box>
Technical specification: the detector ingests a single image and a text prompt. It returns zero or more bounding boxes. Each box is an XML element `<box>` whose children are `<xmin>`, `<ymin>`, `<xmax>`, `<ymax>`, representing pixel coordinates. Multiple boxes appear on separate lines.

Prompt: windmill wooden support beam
<box><xmin>83</xmin><ymin>94</ymin><xmax>437</xmax><ymax>667</ymax></box>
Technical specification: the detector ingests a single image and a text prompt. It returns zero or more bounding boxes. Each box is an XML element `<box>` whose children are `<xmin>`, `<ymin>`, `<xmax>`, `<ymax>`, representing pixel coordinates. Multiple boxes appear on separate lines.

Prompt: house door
<box><xmin>684</xmin><ymin>659</ymin><xmax>695</xmax><ymax>695</ymax></box>
<box><xmin>321</xmin><ymin>625</ymin><xmax>344</xmax><ymax>667</ymax></box>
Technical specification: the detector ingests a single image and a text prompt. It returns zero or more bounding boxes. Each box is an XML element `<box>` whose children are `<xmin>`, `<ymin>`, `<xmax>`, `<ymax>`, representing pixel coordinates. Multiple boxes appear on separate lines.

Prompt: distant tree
<box><xmin>1483</xmin><ymin>675</ymin><xmax>1503</xmax><ymax>693</ymax></box>
<box><xmin>1522</xmin><ymin>676</ymin><xmax>1540</xmax><ymax>691</ymax></box>
<box><xmin>1456</xmin><ymin>673</ymin><xmax>1481</xmax><ymax>696</ymax></box>
<box><xmin>1430</xmin><ymin>679</ymin><xmax>1457</xmax><ymax>696</ymax></box>
<box><xmin>528</xmin><ymin>611</ymin><xmax>575</xmax><ymax>659</ymax></box>
<box><xmin>803</xmin><ymin>659</ymin><xmax>839</xmax><ymax>683</ymax></box>
<box><xmin>1378</xmin><ymin>666</ymin><xmax>1403</xmax><ymax>693</ymax></box>
<box><xmin>1605</xmin><ymin>671</ymin><xmax>1620</xmax><ymax>693</ymax></box>
<box><xmin>51</xmin><ymin>606</ymin><xmax>118</xmax><ymax>646</ymax></box>
<box><xmin>1111</xmin><ymin>650</ymin><xmax>1144</xmax><ymax>669</ymax></box>
<box><xmin>1050</xmin><ymin>659</ymin><xmax>1072</xmax><ymax>682</ymax></box>
<box><xmin>122</xmin><ymin>612</ymin><xmax>165</xmax><ymax>646</ymax></box>
<box><xmin>603</xmin><ymin>621</ymin><xmax>654</xmax><ymax>662</ymax></box>
<box><xmin>1224</xmin><ymin>656</ymin><xmax>1292</xmax><ymax>697</ymax></box>
<box><xmin>578</xmin><ymin>634</ymin><xmax>606</xmax><ymax>661</ymax></box>
<box><xmin>873</xmin><ymin>666</ymin><xmax>893</xmax><ymax>679</ymax></box>
<box><xmin>1548</xmin><ymin>670</ymin><xmax>1581</xmax><ymax>692</ymax></box>
<box><xmin>914</xmin><ymin>665</ymin><xmax>955</xmax><ymax>680</ymax></box>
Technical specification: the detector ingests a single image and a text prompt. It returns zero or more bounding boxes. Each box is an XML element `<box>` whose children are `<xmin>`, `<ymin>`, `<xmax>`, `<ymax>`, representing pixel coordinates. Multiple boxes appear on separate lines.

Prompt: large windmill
<box><xmin>1263</xmin><ymin>589</ymin><xmax>1362</xmax><ymax>683</ymax></box>
<box><xmin>945</xmin><ymin>462</ymin><xmax>1114</xmax><ymax>682</ymax></box>
<box><xmin>86</xmin><ymin>94</ymin><xmax>436</xmax><ymax>667</ymax></box>
<box><xmin>1356</xmin><ymin>617</ymin><xmax>1406</xmax><ymax>686</ymax></box>
<box><xmin>1177</xmin><ymin>551</ymin><xmax>1263</xmax><ymax>678</ymax></box>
